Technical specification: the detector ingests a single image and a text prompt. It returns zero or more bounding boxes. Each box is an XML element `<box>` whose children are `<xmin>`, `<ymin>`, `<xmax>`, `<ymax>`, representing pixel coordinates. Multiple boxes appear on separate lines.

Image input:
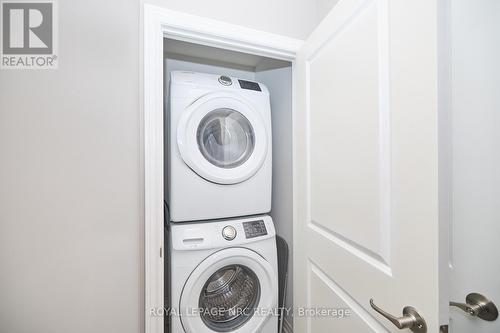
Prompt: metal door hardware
<box><xmin>450</xmin><ymin>292</ymin><xmax>498</xmax><ymax>321</ymax></box>
<box><xmin>370</xmin><ymin>299</ymin><xmax>427</xmax><ymax>332</ymax></box>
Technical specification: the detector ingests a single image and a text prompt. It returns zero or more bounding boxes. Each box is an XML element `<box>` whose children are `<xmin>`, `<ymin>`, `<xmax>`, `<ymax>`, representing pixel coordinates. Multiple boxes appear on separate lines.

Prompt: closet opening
<box><xmin>163</xmin><ymin>37</ymin><xmax>294</xmax><ymax>333</ymax></box>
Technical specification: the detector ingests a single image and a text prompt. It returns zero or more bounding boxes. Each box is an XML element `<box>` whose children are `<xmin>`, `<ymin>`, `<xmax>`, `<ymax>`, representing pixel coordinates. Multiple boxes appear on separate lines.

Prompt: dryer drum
<box><xmin>197</xmin><ymin>108</ymin><xmax>255</xmax><ymax>169</ymax></box>
<box><xmin>199</xmin><ymin>264</ymin><xmax>261</xmax><ymax>331</ymax></box>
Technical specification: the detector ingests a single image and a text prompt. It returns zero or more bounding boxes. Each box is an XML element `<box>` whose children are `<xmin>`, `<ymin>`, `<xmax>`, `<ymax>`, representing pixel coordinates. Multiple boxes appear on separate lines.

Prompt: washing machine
<box><xmin>168</xmin><ymin>215</ymin><xmax>278</xmax><ymax>333</ymax></box>
<box><xmin>167</xmin><ymin>71</ymin><xmax>272</xmax><ymax>222</ymax></box>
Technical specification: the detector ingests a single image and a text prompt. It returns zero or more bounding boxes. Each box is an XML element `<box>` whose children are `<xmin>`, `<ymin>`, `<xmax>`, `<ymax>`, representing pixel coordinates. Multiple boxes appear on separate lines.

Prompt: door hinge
<box><xmin>160</xmin><ymin>247</ymin><xmax>162</xmax><ymax>258</ymax></box>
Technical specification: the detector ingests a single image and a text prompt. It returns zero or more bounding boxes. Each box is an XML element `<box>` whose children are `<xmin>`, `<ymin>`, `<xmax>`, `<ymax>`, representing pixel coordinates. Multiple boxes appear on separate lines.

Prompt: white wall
<box><xmin>256</xmin><ymin>67</ymin><xmax>294</xmax><ymax>329</ymax></box>
<box><xmin>316</xmin><ymin>0</ymin><xmax>341</xmax><ymax>24</ymax></box>
<box><xmin>0</xmin><ymin>1</ymin><xmax>141</xmax><ymax>332</ymax></box>
<box><xmin>144</xmin><ymin>0</ymin><xmax>318</xmax><ymax>39</ymax></box>
<box><xmin>0</xmin><ymin>0</ymin><xmax>322</xmax><ymax>332</ymax></box>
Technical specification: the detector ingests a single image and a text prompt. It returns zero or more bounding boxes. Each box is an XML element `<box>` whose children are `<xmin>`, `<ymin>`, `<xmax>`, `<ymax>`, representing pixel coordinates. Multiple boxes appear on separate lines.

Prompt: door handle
<box><xmin>450</xmin><ymin>292</ymin><xmax>498</xmax><ymax>321</ymax></box>
<box><xmin>370</xmin><ymin>299</ymin><xmax>427</xmax><ymax>332</ymax></box>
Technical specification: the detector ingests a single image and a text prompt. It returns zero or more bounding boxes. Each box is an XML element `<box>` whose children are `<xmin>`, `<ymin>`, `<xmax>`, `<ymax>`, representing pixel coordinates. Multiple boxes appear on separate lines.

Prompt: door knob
<box><xmin>370</xmin><ymin>299</ymin><xmax>427</xmax><ymax>332</ymax></box>
<box><xmin>450</xmin><ymin>292</ymin><xmax>498</xmax><ymax>321</ymax></box>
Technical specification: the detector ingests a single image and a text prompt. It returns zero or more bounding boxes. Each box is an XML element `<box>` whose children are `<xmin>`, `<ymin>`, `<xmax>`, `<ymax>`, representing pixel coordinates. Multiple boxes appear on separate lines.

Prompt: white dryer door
<box><xmin>177</xmin><ymin>92</ymin><xmax>268</xmax><ymax>184</ymax></box>
<box><xmin>179</xmin><ymin>248</ymin><xmax>277</xmax><ymax>333</ymax></box>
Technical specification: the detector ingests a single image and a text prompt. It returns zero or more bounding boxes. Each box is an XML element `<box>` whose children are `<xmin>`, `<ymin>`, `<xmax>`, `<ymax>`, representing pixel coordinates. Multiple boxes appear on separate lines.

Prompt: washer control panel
<box><xmin>222</xmin><ymin>225</ymin><xmax>237</xmax><ymax>241</ymax></box>
<box><xmin>238</xmin><ymin>79</ymin><xmax>261</xmax><ymax>91</ymax></box>
<box><xmin>171</xmin><ymin>215</ymin><xmax>274</xmax><ymax>250</ymax></box>
<box><xmin>243</xmin><ymin>220</ymin><xmax>267</xmax><ymax>239</ymax></box>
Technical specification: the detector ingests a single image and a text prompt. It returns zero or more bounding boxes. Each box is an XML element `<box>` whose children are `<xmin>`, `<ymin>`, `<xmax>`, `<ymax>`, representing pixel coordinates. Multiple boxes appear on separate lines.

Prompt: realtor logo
<box><xmin>1</xmin><ymin>1</ymin><xmax>58</xmax><ymax>69</ymax></box>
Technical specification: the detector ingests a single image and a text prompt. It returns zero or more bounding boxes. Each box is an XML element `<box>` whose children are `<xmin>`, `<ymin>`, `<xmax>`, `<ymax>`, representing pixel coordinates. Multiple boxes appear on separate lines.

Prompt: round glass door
<box><xmin>179</xmin><ymin>248</ymin><xmax>276</xmax><ymax>333</ymax></box>
<box><xmin>176</xmin><ymin>93</ymin><xmax>269</xmax><ymax>184</ymax></box>
<box><xmin>198</xmin><ymin>265</ymin><xmax>260</xmax><ymax>332</ymax></box>
<box><xmin>197</xmin><ymin>109</ymin><xmax>255</xmax><ymax>169</ymax></box>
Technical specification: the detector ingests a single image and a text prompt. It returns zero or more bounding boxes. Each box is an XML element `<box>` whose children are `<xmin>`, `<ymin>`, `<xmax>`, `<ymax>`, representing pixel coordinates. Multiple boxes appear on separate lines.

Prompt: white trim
<box><xmin>143</xmin><ymin>5</ymin><xmax>165</xmax><ymax>333</ymax></box>
<box><xmin>154</xmin><ymin>6</ymin><xmax>302</xmax><ymax>61</ymax></box>
<box><xmin>143</xmin><ymin>4</ymin><xmax>302</xmax><ymax>333</ymax></box>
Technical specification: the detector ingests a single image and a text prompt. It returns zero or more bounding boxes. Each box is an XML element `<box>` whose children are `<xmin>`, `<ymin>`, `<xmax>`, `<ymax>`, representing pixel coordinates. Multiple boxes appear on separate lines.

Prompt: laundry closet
<box><xmin>163</xmin><ymin>38</ymin><xmax>294</xmax><ymax>333</ymax></box>
<box><xmin>141</xmin><ymin>2</ymin><xmax>470</xmax><ymax>332</ymax></box>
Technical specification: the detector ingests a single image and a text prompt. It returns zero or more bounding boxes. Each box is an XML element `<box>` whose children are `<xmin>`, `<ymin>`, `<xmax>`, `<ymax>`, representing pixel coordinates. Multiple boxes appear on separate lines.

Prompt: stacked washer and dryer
<box><xmin>166</xmin><ymin>71</ymin><xmax>279</xmax><ymax>333</ymax></box>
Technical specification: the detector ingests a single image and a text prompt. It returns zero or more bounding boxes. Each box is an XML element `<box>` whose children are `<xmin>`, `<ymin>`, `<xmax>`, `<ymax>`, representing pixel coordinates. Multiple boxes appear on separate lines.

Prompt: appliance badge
<box><xmin>218</xmin><ymin>75</ymin><xmax>232</xmax><ymax>86</ymax></box>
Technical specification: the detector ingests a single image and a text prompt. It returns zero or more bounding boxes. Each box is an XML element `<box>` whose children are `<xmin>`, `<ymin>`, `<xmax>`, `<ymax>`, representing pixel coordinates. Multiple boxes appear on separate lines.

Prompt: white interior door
<box><xmin>294</xmin><ymin>0</ymin><xmax>445</xmax><ymax>332</ymax></box>
<box><xmin>449</xmin><ymin>0</ymin><xmax>500</xmax><ymax>332</ymax></box>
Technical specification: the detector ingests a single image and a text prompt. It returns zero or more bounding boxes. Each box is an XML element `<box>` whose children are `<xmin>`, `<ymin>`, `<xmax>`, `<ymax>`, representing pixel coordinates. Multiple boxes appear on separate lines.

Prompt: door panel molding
<box><xmin>294</xmin><ymin>0</ymin><xmax>443</xmax><ymax>331</ymax></box>
<box><xmin>307</xmin><ymin>260</ymin><xmax>390</xmax><ymax>332</ymax></box>
<box><xmin>305</xmin><ymin>0</ymin><xmax>392</xmax><ymax>272</ymax></box>
<box><xmin>309</xmin><ymin>222</ymin><xmax>392</xmax><ymax>276</ymax></box>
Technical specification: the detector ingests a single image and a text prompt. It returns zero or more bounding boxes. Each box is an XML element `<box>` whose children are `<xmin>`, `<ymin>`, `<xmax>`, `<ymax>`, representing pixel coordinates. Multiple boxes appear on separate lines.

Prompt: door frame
<box><xmin>142</xmin><ymin>4</ymin><xmax>302</xmax><ymax>333</ymax></box>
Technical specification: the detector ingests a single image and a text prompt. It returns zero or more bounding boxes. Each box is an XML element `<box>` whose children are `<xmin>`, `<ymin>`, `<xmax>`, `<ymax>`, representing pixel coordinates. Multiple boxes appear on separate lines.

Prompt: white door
<box><xmin>449</xmin><ymin>0</ymin><xmax>500</xmax><ymax>332</ymax></box>
<box><xmin>294</xmin><ymin>0</ymin><xmax>445</xmax><ymax>332</ymax></box>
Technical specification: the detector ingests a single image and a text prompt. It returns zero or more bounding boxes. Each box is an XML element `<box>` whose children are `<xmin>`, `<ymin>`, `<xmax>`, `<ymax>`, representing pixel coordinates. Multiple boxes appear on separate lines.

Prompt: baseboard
<box><xmin>282</xmin><ymin>316</ymin><xmax>293</xmax><ymax>333</ymax></box>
